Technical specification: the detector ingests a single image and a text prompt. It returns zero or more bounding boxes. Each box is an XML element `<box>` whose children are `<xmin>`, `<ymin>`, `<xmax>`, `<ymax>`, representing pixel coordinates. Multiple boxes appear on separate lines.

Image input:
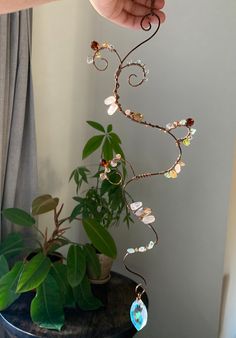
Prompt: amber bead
<box><xmin>100</xmin><ymin>159</ymin><xmax>108</xmax><ymax>167</ymax></box>
<box><xmin>186</xmin><ymin>118</ymin><xmax>194</xmax><ymax>127</ymax></box>
<box><xmin>91</xmin><ymin>41</ymin><xmax>99</xmax><ymax>51</ymax></box>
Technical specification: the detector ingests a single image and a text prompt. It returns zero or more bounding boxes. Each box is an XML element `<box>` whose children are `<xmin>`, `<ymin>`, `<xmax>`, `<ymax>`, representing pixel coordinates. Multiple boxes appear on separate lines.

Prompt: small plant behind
<box><xmin>0</xmin><ymin>193</ymin><xmax>117</xmax><ymax>331</ymax></box>
<box><xmin>70</xmin><ymin>120</ymin><xmax>133</xmax><ymax>233</ymax></box>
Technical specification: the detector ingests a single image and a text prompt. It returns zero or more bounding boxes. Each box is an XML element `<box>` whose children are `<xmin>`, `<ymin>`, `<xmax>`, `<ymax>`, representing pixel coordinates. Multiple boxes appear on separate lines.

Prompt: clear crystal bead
<box><xmin>179</xmin><ymin>119</ymin><xmax>187</xmax><ymax>126</ymax></box>
<box><xmin>108</xmin><ymin>103</ymin><xmax>118</xmax><ymax>116</ymax></box>
<box><xmin>142</xmin><ymin>215</ymin><xmax>155</xmax><ymax>224</ymax></box>
<box><xmin>127</xmin><ymin>248</ymin><xmax>135</xmax><ymax>254</ymax></box>
<box><xmin>130</xmin><ymin>299</ymin><xmax>148</xmax><ymax>331</ymax></box>
<box><xmin>87</xmin><ymin>56</ymin><xmax>93</xmax><ymax>64</ymax></box>
<box><xmin>130</xmin><ymin>202</ymin><xmax>143</xmax><ymax>211</ymax></box>
<box><xmin>139</xmin><ymin>247</ymin><xmax>146</xmax><ymax>252</ymax></box>
<box><xmin>190</xmin><ymin>128</ymin><xmax>196</xmax><ymax>135</ymax></box>
<box><xmin>147</xmin><ymin>241</ymin><xmax>155</xmax><ymax>250</ymax></box>
<box><xmin>104</xmin><ymin>96</ymin><xmax>116</xmax><ymax>105</ymax></box>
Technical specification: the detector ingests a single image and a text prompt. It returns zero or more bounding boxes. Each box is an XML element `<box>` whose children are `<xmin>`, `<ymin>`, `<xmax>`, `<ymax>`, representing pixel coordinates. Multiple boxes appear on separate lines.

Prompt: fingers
<box><xmin>135</xmin><ymin>0</ymin><xmax>165</xmax><ymax>10</ymax></box>
<box><xmin>109</xmin><ymin>9</ymin><xmax>165</xmax><ymax>30</ymax></box>
<box><xmin>124</xmin><ymin>0</ymin><xmax>164</xmax><ymax>17</ymax></box>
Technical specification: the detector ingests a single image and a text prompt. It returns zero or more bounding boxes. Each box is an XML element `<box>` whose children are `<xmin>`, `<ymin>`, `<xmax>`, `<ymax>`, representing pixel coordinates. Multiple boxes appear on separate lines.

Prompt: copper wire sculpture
<box><xmin>87</xmin><ymin>2</ymin><xmax>196</xmax><ymax>332</ymax></box>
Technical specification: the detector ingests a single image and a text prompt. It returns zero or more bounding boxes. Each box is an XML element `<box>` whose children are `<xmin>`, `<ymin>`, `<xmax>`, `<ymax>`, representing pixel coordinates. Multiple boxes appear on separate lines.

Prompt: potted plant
<box><xmin>70</xmin><ymin>120</ymin><xmax>133</xmax><ymax>283</ymax></box>
<box><xmin>0</xmin><ymin>193</ymin><xmax>117</xmax><ymax>331</ymax></box>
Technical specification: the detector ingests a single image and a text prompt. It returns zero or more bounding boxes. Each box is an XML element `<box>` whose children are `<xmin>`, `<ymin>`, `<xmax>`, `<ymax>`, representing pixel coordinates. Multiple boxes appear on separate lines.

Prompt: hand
<box><xmin>89</xmin><ymin>0</ymin><xmax>165</xmax><ymax>29</ymax></box>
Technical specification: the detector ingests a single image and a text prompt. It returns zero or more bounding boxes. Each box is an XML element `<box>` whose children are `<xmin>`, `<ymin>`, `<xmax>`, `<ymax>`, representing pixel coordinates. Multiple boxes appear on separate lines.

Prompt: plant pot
<box><xmin>88</xmin><ymin>253</ymin><xmax>113</xmax><ymax>284</ymax></box>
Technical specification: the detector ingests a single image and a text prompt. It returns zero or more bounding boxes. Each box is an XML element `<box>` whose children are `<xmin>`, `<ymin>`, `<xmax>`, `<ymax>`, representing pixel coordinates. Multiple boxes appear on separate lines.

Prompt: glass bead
<box><xmin>147</xmin><ymin>241</ymin><xmax>155</xmax><ymax>250</ymax></box>
<box><xmin>115</xmin><ymin>154</ymin><xmax>121</xmax><ymax>160</ymax></box>
<box><xmin>179</xmin><ymin>119</ymin><xmax>187</xmax><ymax>126</ymax></box>
<box><xmin>91</xmin><ymin>40</ymin><xmax>99</xmax><ymax>51</ymax></box>
<box><xmin>104</xmin><ymin>96</ymin><xmax>116</xmax><ymax>105</ymax></box>
<box><xmin>127</xmin><ymin>248</ymin><xmax>135</xmax><ymax>254</ymax></box>
<box><xmin>125</xmin><ymin>109</ymin><xmax>131</xmax><ymax>116</ymax></box>
<box><xmin>164</xmin><ymin>172</ymin><xmax>171</xmax><ymax>178</ymax></box>
<box><xmin>87</xmin><ymin>56</ymin><xmax>93</xmax><ymax>64</ymax></box>
<box><xmin>100</xmin><ymin>173</ymin><xmax>107</xmax><ymax>181</ymax></box>
<box><xmin>139</xmin><ymin>247</ymin><xmax>146</xmax><ymax>252</ymax></box>
<box><xmin>169</xmin><ymin>170</ymin><xmax>177</xmax><ymax>178</ymax></box>
<box><xmin>130</xmin><ymin>299</ymin><xmax>148</xmax><ymax>331</ymax></box>
<box><xmin>110</xmin><ymin>160</ymin><xmax>118</xmax><ymax>168</ymax></box>
<box><xmin>183</xmin><ymin>138</ymin><xmax>191</xmax><ymax>146</ymax></box>
<box><xmin>142</xmin><ymin>215</ymin><xmax>155</xmax><ymax>224</ymax></box>
<box><xmin>130</xmin><ymin>202</ymin><xmax>143</xmax><ymax>211</ymax></box>
<box><xmin>166</xmin><ymin>123</ymin><xmax>174</xmax><ymax>130</ymax></box>
<box><xmin>108</xmin><ymin>103</ymin><xmax>118</xmax><ymax>115</ymax></box>
<box><xmin>175</xmin><ymin>164</ymin><xmax>181</xmax><ymax>174</ymax></box>
<box><xmin>190</xmin><ymin>128</ymin><xmax>196</xmax><ymax>135</ymax></box>
<box><xmin>186</xmin><ymin>118</ymin><xmax>194</xmax><ymax>127</ymax></box>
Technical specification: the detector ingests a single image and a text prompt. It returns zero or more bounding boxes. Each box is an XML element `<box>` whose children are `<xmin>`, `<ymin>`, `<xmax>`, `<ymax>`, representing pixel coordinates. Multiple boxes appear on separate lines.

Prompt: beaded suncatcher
<box><xmin>87</xmin><ymin>2</ymin><xmax>196</xmax><ymax>332</ymax></box>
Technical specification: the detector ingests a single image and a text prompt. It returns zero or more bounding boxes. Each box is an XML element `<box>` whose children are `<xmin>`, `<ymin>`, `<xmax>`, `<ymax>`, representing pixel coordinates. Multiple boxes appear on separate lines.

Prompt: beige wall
<box><xmin>219</xmin><ymin>143</ymin><xmax>236</xmax><ymax>338</ymax></box>
<box><xmin>32</xmin><ymin>1</ymin><xmax>236</xmax><ymax>337</ymax></box>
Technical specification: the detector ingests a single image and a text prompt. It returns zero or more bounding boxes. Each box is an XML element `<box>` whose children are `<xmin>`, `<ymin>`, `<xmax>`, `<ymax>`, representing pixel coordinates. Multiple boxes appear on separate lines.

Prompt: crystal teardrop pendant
<box><xmin>130</xmin><ymin>298</ymin><xmax>148</xmax><ymax>331</ymax></box>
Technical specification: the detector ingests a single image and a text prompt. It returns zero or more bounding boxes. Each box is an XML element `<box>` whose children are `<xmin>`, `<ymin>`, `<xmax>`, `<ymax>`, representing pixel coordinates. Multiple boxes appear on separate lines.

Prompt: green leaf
<box><xmin>107</xmin><ymin>124</ymin><xmax>113</xmax><ymax>133</ymax></box>
<box><xmin>30</xmin><ymin>273</ymin><xmax>64</xmax><ymax>331</ymax></box>
<box><xmin>102</xmin><ymin>138</ymin><xmax>113</xmax><ymax>160</ymax></box>
<box><xmin>82</xmin><ymin>135</ymin><xmax>105</xmax><ymax>159</ymax></box>
<box><xmin>0</xmin><ymin>262</ymin><xmax>24</xmax><ymax>310</ymax></box>
<box><xmin>82</xmin><ymin>218</ymin><xmax>117</xmax><ymax>259</ymax></box>
<box><xmin>109</xmin><ymin>132</ymin><xmax>122</xmax><ymax>144</ymax></box>
<box><xmin>32</xmin><ymin>195</ymin><xmax>59</xmax><ymax>216</ymax></box>
<box><xmin>2</xmin><ymin>208</ymin><xmax>35</xmax><ymax>227</ymax></box>
<box><xmin>109</xmin><ymin>134</ymin><xmax>125</xmax><ymax>159</ymax></box>
<box><xmin>84</xmin><ymin>244</ymin><xmax>101</xmax><ymax>279</ymax></box>
<box><xmin>73</xmin><ymin>275</ymin><xmax>102</xmax><ymax>311</ymax></box>
<box><xmin>17</xmin><ymin>253</ymin><xmax>51</xmax><ymax>293</ymax></box>
<box><xmin>67</xmin><ymin>245</ymin><xmax>86</xmax><ymax>288</ymax></box>
<box><xmin>51</xmin><ymin>263</ymin><xmax>75</xmax><ymax>307</ymax></box>
<box><xmin>70</xmin><ymin>204</ymin><xmax>83</xmax><ymax>221</ymax></box>
<box><xmin>0</xmin><ymin>255</ymin><xmax>9</xmax><ymax>278</ymax></box>
<box><xmin>87</xmin><ymin>120</ymin><xmax>105</xmax><ymax>133</ymax></box>
<box><xmin>0</xmin><ymin>233</ymin><xmax>24</xmax><ymax>259</ymax></box>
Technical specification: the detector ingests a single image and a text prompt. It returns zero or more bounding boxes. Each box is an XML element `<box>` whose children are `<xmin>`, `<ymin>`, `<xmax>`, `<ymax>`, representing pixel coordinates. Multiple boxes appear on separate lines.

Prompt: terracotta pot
<box><xmin>88</xmin><ymin>253</ymin><xmax>113</xmax><ymax>284</ymax></box>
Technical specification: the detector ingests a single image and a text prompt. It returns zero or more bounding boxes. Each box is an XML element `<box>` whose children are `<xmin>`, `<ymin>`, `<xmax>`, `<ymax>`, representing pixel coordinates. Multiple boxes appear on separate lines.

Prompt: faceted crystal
<box><xmin>164</xmin><ymin>172</ymin><xmax>171</xmax><ymax>178</ymax></box>
<box><xmin>130</xmin><ymin>299</ymin><xmax>148</xmax><ymax>331</ymax></box>
<box><xmin>108</xmin><ymin>103</ymin><xmax>118</xmax><ymax>115</ymax></box>
<box><xmin>130</xmin><ymin>202</ymin><xmax>143</xmax><ymax>211</ymax></box>
<box><xmin>104</xmin><ymin>96</ymin><xmax>116</xmax><ymax>105</ymax></box>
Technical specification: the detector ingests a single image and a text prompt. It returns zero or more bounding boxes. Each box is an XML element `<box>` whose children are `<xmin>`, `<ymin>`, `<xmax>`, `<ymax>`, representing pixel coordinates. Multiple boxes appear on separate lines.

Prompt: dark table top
<box><xmin>0</xmin><ymin>271</ymin><xmax>148</xmax><ymax>338</ymax></box>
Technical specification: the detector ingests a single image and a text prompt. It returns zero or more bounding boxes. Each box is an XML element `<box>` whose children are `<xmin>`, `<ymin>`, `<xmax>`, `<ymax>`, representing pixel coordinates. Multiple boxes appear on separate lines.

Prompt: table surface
<box><xmin>0</xmin><ymin>271</ymin><xmax>148</xmax><ymax>338</ymax></box>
